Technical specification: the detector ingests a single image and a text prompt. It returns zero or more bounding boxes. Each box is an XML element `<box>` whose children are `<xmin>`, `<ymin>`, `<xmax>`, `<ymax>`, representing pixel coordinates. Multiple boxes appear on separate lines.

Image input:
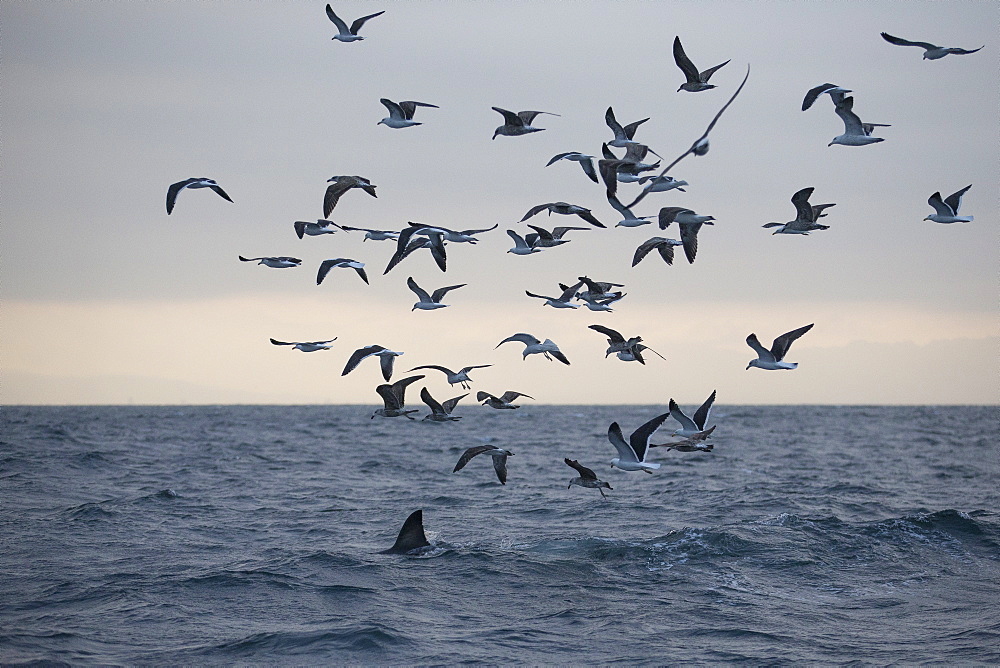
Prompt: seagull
<box><xmin>384</xmin><ymin>225</ymin><xmax>447</xmax><ymax>274</ymax></box>
<box><xmin>407</xmin><ymin>364</ymin><xmax>491</xmax><ymax>390</ymax></box>
<box><xmin>372</xmin><ymin>375</ymin><xmax>423</xmax><ymax>419</ymax></box>
<box><xmin>323</xmin><ymin>175</ymin><xmax>377</xmax><ymax>218</ymax></box>
<box><xmin>294</xmin><ymin>219</ymin><xmax>340</xmax><ymax>238</ymax></box>
<box><xmin>496</xmin><ymin>333</ymin><xmax>570</xmax><ymax>365</ymax></box>
<box><xmin>477</xmin><ymin>391</ymin><xmax>534</xmax><ymax>409</ymax></box>
<box><xmin>565</xmin><ymin>458</ymin><xmax>613</xmax><ymax>498</ymax></box>
<box><xmin>406</xmin><ymin>277</ymin><xmax>465</xmax><ymax>311</ymax></box>
<box><xmin>605</xmin><ymin>106</ymin><xmax>650</xmax><ymax>148</ymax></box>
<box><xmin>801</xmin><ymin>83</ymin><xmax>852</xmax><ymax>111</ymax></box>
<box><xmin>166</xmin><ymin>178</ymin><xmax>233</xmax><ymax>215</ymax></box>
<box><xmin>546</xmin><ymin>152</ymin><xmax>599</xmax><ymax>183</ymax></box>
<box><xmin>453</xmin><ymin>445</ymin><xmax>514</xmax><ymax>484</ymax></box>
<box><xmin>632</xmin><ymin>237</ymin><xmax>683</xmax><ymax>267</ymax></box>
<box><xmin>880</xmin><ymin>32</ymin><xmax>984</xmax><ymax>59</ymax></box>
<box><xmin>634</xmin><ymin>173</ymin><xmax>688</xmax><ymax>193</ymax></box>
<box><xmin>406</xmin><ymin>221</ymin><xmax>497</xmax><ymax>244</ymax></box>
<box><xmin>829</xmin><ymin>96</ymin><xmax>890</xmax><ymax>147</ymax></box>
<box><xmin>673</xmin><ymin>36</ymin><xmax>730</xmax><ymax>92</ymax></box>
<box><xmin>588</xmin><ymin>324</ymin><xmax>665</xmax><ymax>364</ymax></box>
<box><xmin>325</xmin><ymin>4</ymin><xmax>384</xmax><ymax>42</ymax></box>
<box><xmin>524</xmin><ymin>224</ymin><xmax>589</xmax><ymax>249</ymax></box>
<box><xmin>520</xmin><ymin>202</ymin><xmax>606</xmax><ymax>228</ymax></box>
<box><xmin>378</xmin><ymin>99</ymin><xmax>438</xmax><ymax>128</ymax></box>
<box><xmin>668</xmin><ymin>391</ymin><xmax>716</xmax><ymax>437</ymax></box>
<box><xmin>599</xmin><ymin>143</ymin><xmax>662</xmax><ymax>196</ymax></box>
<box><xmin>763</xmin><ymin>187</ymin><xmax>834</xmax><ymax>235</ymax></box>
<box><xmin>608</xmin><ymin>412</ymin><xmax>670</xmax><ymax>472</ymax></box>
<box><xmin>317</xmin><ymin>258</ymin><xmax>368</xmax><ymax>285</ymax></box>
<box><xmin>269</xmin><ymin>337</ymin><xmax>337</xmax><ymax>352</ymax></box>
<box><xmin>525</xmin><ymin>280</ymin><xmax>584</xmax><ymax>309</ymax></box>
<box><xmin>658</xmin><ymin>207</ymin><xmax>715</xmax><ymax>264</ymax></box>
<box><xmin>419</xmin><ymin>387</ymin><xmax>465</xmax><ymax>422</ymax></box>
<box><xmin>337</xmin><ymin>224</ymin><xmax>399</xmax><ymax>241</ymax></box>
<box><xmin>578</xmin><ymin>293</ymin><xmax>625</xmax><ymax>312</ymax></box>
<box><xmin>608</xmin><ymin>194</ymin><xmax>655</xmax><ymax>228</ymax></box>
<box><xmin>925</xmin><ymin>185</ymin><xmax>973</xmax><ymax>224</ymax></box>
<box><xmin>491</xmin><ymin>107</ymin><xmax>559</xmax><ymax>139</ymax></box>
<box><xmin>746</xmin><ymin>324</ymin><xmax>814</xmax><ymax>370</ymax></box>
<box><xmin>238</xmin><ymin>255</ymin><xmax>301</xmax><ymax>268</ymax></box>
<box><xmin>651</xmin><ymin>426</ymin><xmax>716</xmax><ymax>452</ymax></box>
<box><xmin>574</xmin><ymin>277</ymin><xmax>625</xmax><ymax>302</ymax></box>
<box><xmin>506</xmin><ymin>229</ymin><xmax>542</xmax><ymax>255</ymax></box>
<box><xmin>342</xmin><ymin>344</ymin><xmax>403</xmax><ymax>381</ymax></box>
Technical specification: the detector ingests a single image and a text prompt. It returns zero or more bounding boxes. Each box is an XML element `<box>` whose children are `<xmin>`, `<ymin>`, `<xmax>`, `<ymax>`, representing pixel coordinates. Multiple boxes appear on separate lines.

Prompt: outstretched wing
<box><xmin>491</xmin><ymin>454</ymin><xmax>509</xmax><ymax>484</ymax></box>
<box><xmin>349</xmin><ymin>10</ymin><xmax>385</xmax><ymax>35</ymax></box>
<box><xmin>672</xmin><ymin>36</ymin><xmax>700</xmax><ymax>83</ymax></box>
<box><xmin>770</xmin><ymin>324</ymin><xmax>814</xmax><ymax>362</ymax></box>
<box><xmin>629</xmin><ymin>411</ymin><xmax>671</xmax><ymax>462</ymax></box>
<box><xmin>745</xmin><ymin>333</ymin><xmax>774</xmax><ymax>362</ymax></box>
<box><xmin>588</xmin><ymin>324</ymin><xmax>625</xmax><ymax>344</ymax></box>
<box><xmin>453</xmin><ymin>445</ymin><xmax>493</xmax><ymax>472</ymax></box>
<box><xmin>431</xmin><ymin>284</ymin><xmax>466</xmax><ymax>303</ymax></box>
<box><xmin>564</xmin><ymin>458</ymin><xmax>597</xmax><ymax>480</ymax></box>
<box><xmin>441</xmin><ymin>393</ymin><xmax>468</xmax><ymax>414</ymax></box>
<box><xmin>880</xmin><ymin>32</ymin><xmax>936</xmax><ymax>50</ymax></box>
<box><xmin>943</xmin><ymin>185</ymin><xmax>972</xmax><ymax>216</ymax></box>
<box><xmin>693</xmin><ymin>390</ymin><xmax>717</xmax><ymax>430</ymax></box>
<box><xmin>325</xmin><ymin>4</ymin><xmax>350</xmax><ymax>33</ymax></box>
<box><xmin>499</xmin><ymin>391</ymin><xmax>533</xmax><ymax>403</ymax></box>
<box><xmin>668</xmin><ymin>398</ymin><xmax>698</xmax><ymax>432</ymax></box>
<box><xmin>791</xmin><ymin>187</ymin><xmax>816</xmax><ymax>222</ymax></box>
<box><xmin>406</xmin><ymin>277</ymin><xmax>431</xmax><ymax>302</ymax></box>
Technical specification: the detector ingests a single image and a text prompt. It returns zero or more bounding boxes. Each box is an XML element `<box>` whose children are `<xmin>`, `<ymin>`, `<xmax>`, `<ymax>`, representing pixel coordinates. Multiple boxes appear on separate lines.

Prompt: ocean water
<box><xmin>1</xmin><ymin>404</ymin><xmax>998</xmax><ymax>665</ymax></box>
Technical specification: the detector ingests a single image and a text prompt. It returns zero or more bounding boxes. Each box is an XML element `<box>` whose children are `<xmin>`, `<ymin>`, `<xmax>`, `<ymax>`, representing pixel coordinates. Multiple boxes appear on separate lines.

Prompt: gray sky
<box><xmin>3</xmin><ymin>0</ymin><xmax>997</xmax><ymax>405</ymax></box>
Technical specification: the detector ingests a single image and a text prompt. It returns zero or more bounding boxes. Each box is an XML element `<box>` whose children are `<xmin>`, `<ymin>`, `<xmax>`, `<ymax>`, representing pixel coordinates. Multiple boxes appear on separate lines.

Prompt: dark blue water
<box><xmin>2</xmin><ymin>404</ymin><xmax>998</xmax><ymax>664</ymax></box>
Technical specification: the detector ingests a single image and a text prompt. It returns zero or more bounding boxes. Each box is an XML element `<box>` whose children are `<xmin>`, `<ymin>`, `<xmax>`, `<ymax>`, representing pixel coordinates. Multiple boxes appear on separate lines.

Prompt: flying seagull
<box><xmin>384</xmin><ymin>225</ymin><xmax>447</xmax><ymax>274</ymax></box>
<box><xmin>342</xmin><ymin>344</ymin><xmax>403</xmax><ymax>381</ymax></box>
<box><xmin>651</xmin><ymin>426</ymin><xmax>716</xmax><ymax>452</ymax></box>
<box><xmin>405</xmin><ymin>221</ymin><xmax>497</xmax><ymax>244</ymax></box>
<box><xmin>407</xmin><ymin>364</ymin><xmax>491</xmax><ymax>390</ymax></box>
<box><xmin>453</xmin><ymin>445</ymin><xmax>514</xmax><ymax>484</ymax></box>
<box><xmin>323</xmin><ymin>175</ymin><xmax>377</xmax><ymax>218</ymax></box>
<box><xmin>925</xmin><ymin>185</ymin><xmax>973</xmax><ymax>224</ymax></box>
<box><xmin>380</xmin><ymin>510</ymin><xmax>432</xmax><ymax>555</ymax></box>
<box><xmin>546</xmin><ymin>152</ymin><xmax>599</xmax><ymax>183</ymax></box>
<box><xmin>506</xmin><ymin>229</ymin><xmax>542</xmax><ymax>255</ymax></box>
<box><xmin>238</xmin><ymin>255</ymin><xmax>301</xmax><ymax>268</ymax></box>
<box><xmin>166</xmin><ymin>178</ymin><xmax>233</xmax><ymax>215</ymax></box>
<box><xmin>316</xmin><ymin>258</ymin><xmax>368</xmax><ymax>285</ymax></box>
<box><xmin>801</xmin><ymin>83</ymin><xmax>852</xmax><ymax>111</ymax></box>
<box><xmin>496</xmin><ymin>333</ymin><xmax>570</xmax><ymax>365</ymax></box>
<box><xmin>525</xmin><ymin>280</ymin><xmax>584</xmax><ymax>309</ymax></box>
<box><xmin>337</xmin><ymin>224</ymin><xmax>399</xmax><ymax>241</ymax></box>
<box><xmin>605</xmin><ymin>106</ymin><xmax>650</xmax><ymax>147</ymax></box>
<box><xmin>880</xmin><ymin>32</ymin><xmax>984</xmax><ymax>59</ymax></box>
<box><xmin>378</xmin><ymin>99</ymin><xmax>439</xmax><ymax>128</ymax></box>
<box><xmin>608</xmin><ymin>194</ymin><xmax>655</xmax><ymax>228</ymax></box>
<box><xmin>524</xmin><ymin>224</ymin><xmax>590</xmax><ymax>249</ymax></box>
<box><xmin>477</xmin><ymin>391</ymin><xmax>534</xmax><ymax>409</ymax></box>
<box><xmin>491</xmin><ymin>107</ymin><xmax>559</xmax><ymax>139</ymax></box>
<box><xmin>565</xmin><ymin>458</ymin><xmax>613</xmax><ymax>498</ymax></box>
<box><xmin>668</xmin><ymin>391</ymin><xmax>716</xmax><ymax>437</ymax></box>
<box><xmin>372</xmin><ymin>374</ymin><xmax>424</xmax><ymax>419</ymax></box>
<box><xmin>763</xmin><ymin>187</ymin><xmax>834</xmax><ymax>235</ymax></box>
<box><xmin>588</xmin><ymin>324</ymin><xmax>665</xmax><ymax>364</ymax></box>
<box><xmin>829</xmin><ymin>96</ymin><xmax>890</xmax><ymax>147</ymax></box>
<box><xmin>325</xmin><ymin>5</ymin><xmax>384</xmax><ymax>42</ymax></box>
<box><xmin>269</xmin><ymin>337</ymin><xmax>337</xmax><ymax>352</ymax></box>
<box><xmin>608</xmin><ymin>412</ymin><xmax>670</xmax><ymax>473</ymax></box>
<box><xmin>520</xmin><ymin>202</ymin><xmax>606</xmax><ymax>228</ymax></box>
<box><xmin>673</xmin><ymin>36</ymin><xmax>730</xmax><ymax>92</ymax></box>
<box><xmin>406</xmin><ymin>277</ymin><xmax>465</xmax><ymax>311</ymax></box>
<box><xmin>294</xmin><ymin>219</ymin><xmax>340</xmax><ymax>238</ymax></box>
<box><xmin>419</xmin><ymin>387</ymin><xmax>465</xmax><ymax>422</ymax></box>
<box><xmin>632</xmin><ymin>237</ymin><xmax>683</xmax><ymax>267</ymax></box>
<box><xmin>745</xmin><ymin>324</ymin><xmax>814</xmax><ymax>370</ymax></box>
<box><xmin>658</xmin><ymin>207</ymin><xmax>715</xmax><ymax>264</ymax></box>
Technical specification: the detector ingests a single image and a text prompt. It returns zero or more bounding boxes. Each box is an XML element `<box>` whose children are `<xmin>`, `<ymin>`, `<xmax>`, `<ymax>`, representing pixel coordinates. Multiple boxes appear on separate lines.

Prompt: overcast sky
<box><xmin>2</xmin><ymin>0</ymin><xmax>997</xmax><ymax>405</ymax></box>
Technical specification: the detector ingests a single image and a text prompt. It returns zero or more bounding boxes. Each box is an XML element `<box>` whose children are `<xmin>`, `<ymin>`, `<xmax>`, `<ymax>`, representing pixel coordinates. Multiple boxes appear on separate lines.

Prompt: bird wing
<box><xmin>325</xmin><ymin>4</ymin><xmax>350</xmax><ymax>33</ymax></box>
<box><xmin>926</xmin><ymin>192</ymin><xmax>951</xmax><ymax>216</ymax></box>
<box><xmin>420</xmin><ymin>386</ymin><xmax>446</xmax><ymax>414</ymax></box>
<box><xmin>427</xmin><ymin>232</ymin><xmax>447</xmax><ymax>272</ymax></box>
<box><xmin>622</xmin><ymin>117</ymin><xmax>649</xmax><ymax>140</ymax></box>
<box><xmin>698</xmin><ymin>59</ymin><xmax>730</xmax><ymax>82</ymax></box>
<box><xmin>526</xmin><ymin>224</ymin><xmax>555</xmax><ymax>240</ymax></box>
<box><xmin>657</xmin><ymin>206</ymin><xmax>691</xmax><ymax>229</ymax></box>
<box><xmin>378</xmin><ymin>353</ymin><xmax>397</xmax><ymax>382</ymax></box>
<box><xmin>507</xmin><ymin>229</ymin><xmax>531</xmax><ymax>249</ymax></box>
<box><xmin>349</xmin><ymin>10</ymin><xmax>385</xmax><ymax>35</ymax></box>
<box><xmin>269</xmin><ymin>338</ymin><xmax>293</xmax><ymax>346</ymax></box>
<box><xmin>588</xmin><ymin>324</ymin><xmax>625</xmax><ymax>344</ymax></box>
<box><xmin>316</xmin><ymin>259</ymin><xmax>338</xmax><ymax>285</ymax></box>
<box><xmin>431</xmin><ymin>283</ymin><xmax>466</xmax><ymax>303</ymax></box>
<box><xmin>549</xmin><ymin>349</ymin><xmax>571</xmax><ymax>365</ymax></box>
<box><xmin>499</xmin><ymin>391</ymin><xmax>533</xmax><ymax>403</ymax></box>
<box><xmin>453</xmin><ymin>445</ymin><xmax>494</xmax><ymax>472</ymax></box>
<box><xmin>943</xmin><ymin>185</ymin><xmax>972</xmax><ymax>216</ymax></box>
<box><xmin>323</xmin><ymin>181</ymin><xmax>349</xmax><ymax>218</ymax></box>
<box><xmin>608</xmin><ymin>422</ymin><xmax>639</xmax><ymax>463</ymax></box>
<box><xmin>679</xmin><ymin>223</ymin><xmax>703</xmax><ymax>264</ymax></box>
<box><xmin>633</xmin><ymin>238</ymin><xmax>665</xmax><ymax>266</ymax></box>
<box><xmin>655</xmin><ymin>241</ymin><xmax>676</xmax><ymax>266</ymax></box>
<box><xmin>491</xmin><ymin>455</ymin><xmax>509</xmax><ymax>484</ymax></box>
<box><xmin>406</xmin><ymin>277</ymin><xmax>431</xmax><ymax>302</ymax></box>
<box><xmin>551</xmin><ymin>226</ymin><xmax>589</xmax><ymax>238</ymax></box>
<box><xmin>880</xmin><ymin>32</ymin><xmax>936</xmax><ymax>50</ymax></box>
<box><xmin>476</xmin><ymin>391</ymin><xmax>497</xmax><ymax>402</ymax></box>
<box><xmin>380</xmin><ymin>98</ymin><xmax>405</xmax><ymax>120</ymax></box>
<box><xmin>791</xmin><ymin>187</ymin><xmax>816</xmax><ymax>222</ymax></box>
<box><xmin>605</xmin><ymin>106</ymin><xmax>627</xmax><ymax>139</ymax></box>
<box><xmin>668</xmin><ymin>398</ymin><xmax>698</xmax><ymax>432</ymax></box>
<box><xmin>745</xmin><ymin>333</ymin><xmax>774</xmax><ymax>362</ymax></box>
<box><xmin>693</xmin><ymin>390</ymin><xmax>717</xmax><ymax>430</ymax></box>
<box><xmin>398</xmin><ymin>100</ymin><xmax>438</xmax><ymax>119</ymax></box>
<box><xmin>293</xmin><ymin>221</ymin><xmax>309</xmax><ymax>239</ymax></box>
<box><xmin>564</xmin><ymin>458</ymin><xmax>597</xmax><ymax>480</ymax></box>
<box><xmin>834</xmin><ymin>96</ymin><xmax>865</xmax><ymax>135</ymax></box>
<box><xmin>389</xmin><ymin>374</ymin><xmax>424</xmax><ymax>405</ymax></box>
<box><xmin>630</xmin><ymin>411</ymin><xmax>671</xmax><ymax>462</ymax></box>
<box><xmin>801</xmin><ymin>83</ymin><xmax>838</xmax><ymax>111</ymax></box>
<box><xmin>492</xmin><ymin>107</ymin><xmax>523</xmax><ymax>126</ymax></box>
<box><xmin>441</xmin><ymin>393</ymin><xmax>467</xmax><ymax>414</ymax></box>
<box><xmin>525</xmin><ymin>290</ymin><xmax>554</xmax><ymax>301</ymax></box>
<box><xmin>209</xmin><ymin>185</ymin><xmax>233</xmax><ymax>202</ymax></box>
<box><xmin>342</xmin><ymin>345</ymin><xmax>383</xmax><ymax>376</ymax></box>
<box><xmin>518</xmin><ymin>110</ymin><xmax>557</xmax><ymax>124</ymax></box>
<box><xmin>459</xmin><ymin>223</ymin><xmax>499</xmax><ymax>235</ymax></box>
<box><xmin>496</xmin><ymin>333</ymin><xmax>540</xmax><ymax>347</ymax></box>
<box><xmin>672</xmin><ymin>36</ymin><xmax>700</xmax><ymax>83</ymax></box>
<box><xmin>770</xmin><ymin>324</ymin><xmax>814</xmax><ymax>361</ymax></box>
<box><xmin>408</xmin><ymin>364</ymin><xmax>453</xmax><ymax>377</ymax></box>
<box><xmin>165</xmin><ymin>178</ymin><xmax>198</xmax><ymax>214</ymax></box>
<box><xmin>520</xmin><ymin>203</ymin><xmax>552</xmax><ymax>222</ymax></box>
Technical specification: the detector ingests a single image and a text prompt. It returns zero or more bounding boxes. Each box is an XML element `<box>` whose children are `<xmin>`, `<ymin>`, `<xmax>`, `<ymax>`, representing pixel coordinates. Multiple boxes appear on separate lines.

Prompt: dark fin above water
<box><xmin>381</xmin><ymin>509</ymin><xmax>431</xmax><ymax>554</ymax></box>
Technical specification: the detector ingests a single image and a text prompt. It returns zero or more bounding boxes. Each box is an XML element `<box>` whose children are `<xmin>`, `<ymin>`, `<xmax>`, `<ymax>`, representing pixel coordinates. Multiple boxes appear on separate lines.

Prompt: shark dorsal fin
<box><xmin>382</xmin><ymin>509</ymin><xmax>430</xmax><ymax>554</ymax></box>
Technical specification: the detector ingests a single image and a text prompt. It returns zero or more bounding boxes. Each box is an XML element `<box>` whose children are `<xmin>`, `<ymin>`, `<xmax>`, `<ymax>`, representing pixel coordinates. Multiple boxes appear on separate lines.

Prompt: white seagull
<box><xmin>453</xmin><ymin>445</ymin><xmax>514</xmax><ymax>484</ymax></box>
<box><xmin>294</xmin><ymin>219</ymin><xmax>340</xmax><ymax>238</ymax></box>
<box><xmin>496</xmin><ymin>333</ymin><xmax>570</xmax><ymax>365</ymax></box>
<box><xmin>673</xmin><ymin>36</ymin><xmax>730</xmax><ymax>92</ymax></box>
<box><xmin>829</xmin><ymin>96</ymin><xmax>890</xmax><ymax>147</ymax></box>
<box><xmin>325</xmin><ymin>5</ymin><xmax>384</xmax><ymax>42</ymax></box>
<box><xmin>565</xmin><ymin>458</ymin><xmax>613</xmax><ymax>498</ymax></box>
<box><xmin>746</xmin><ymin>324</ymin><xmax>814</xmax><ymax>370</ymax></box>
<box><xmin>166</xmin><ymin>178</ymin><xmax>233</xmax><ymax>215</ymax></box>
<box><xmin>239</xmin><ymin>255</ymin><xmax>301</xmax><ymax>268</ymax></box>
<box><xmin>924</xmin><ymin>185</ymin><xmax>973</xmax><ymax>224</ymax></box>
<box><xmin>880</xmin><ymin>32</ymin><xmax>984</xmax><ymax>59</ymax></box>
<box><xmin>546</xmin><ymin>152</ymin><xmax>599</xmax><ymax>183</ymax></box>
<box><xmin>317</xmin><ymin>258</ymin><xmax>368</xmax><ymax>285</ymax></box>
<box><xmin>668</xmin><ymin>391</ymin><xmax>716</xmax><ymax>437</ymax></box>
<box><xmin>269</xmin><ymin>337</ymin><xmax>337</xmax><ymax>352</ymax></box>
<box><xmin>407</xmin><ymin>364</ymin><xmax>491</xmax><ymax>390</ymax></box>
<box><xmin>372</xmin><ymin>375</ymin><xmax>423</xmax><ymax>419</ymax></box>
<box><xmin>342</xmin><ymin>344</ymin><xmax>403</xmax><ymax>382</ymax></box>
<box><xmin>491</xmin><ymin>107</ymin><xmax>559</xmax><ymax>139</ymax></box>
<box><xmin>608</xmin><ymin>412</ymin><xmax>670</xmax><ymax>473</ymax></box>
<box><xmin>378</xmin><ymin>99</ymin><xmax>439</xmax><ymax>128</ymax></box>
<box><xmin>406</xmin><ymin>277</ymin><xmax>465</xmax><ymax>311</ymax></box>
<box><xmin>506</xmin><ymin>229</ymin><xmax>542</xmax><ymax>255</ymax></box>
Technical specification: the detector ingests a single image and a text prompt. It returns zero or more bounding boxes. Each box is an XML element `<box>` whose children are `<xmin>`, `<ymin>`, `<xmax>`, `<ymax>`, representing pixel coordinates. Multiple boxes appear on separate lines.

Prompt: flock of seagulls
<box><xmin>162</xmin><ymin>6</ymin><xmax>983</xmax><ymax>553</ymax></box>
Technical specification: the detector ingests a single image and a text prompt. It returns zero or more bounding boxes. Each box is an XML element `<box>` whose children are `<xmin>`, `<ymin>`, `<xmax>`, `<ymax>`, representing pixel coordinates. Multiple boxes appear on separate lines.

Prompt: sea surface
<box><xmin>1</xmin><ymin>404</ymin><xmax>998</xmax><ymax>665</ymax></box>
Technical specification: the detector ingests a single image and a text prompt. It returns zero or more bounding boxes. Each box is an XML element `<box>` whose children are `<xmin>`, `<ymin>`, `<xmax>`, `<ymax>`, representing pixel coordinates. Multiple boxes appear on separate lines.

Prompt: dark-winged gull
<box><xmin>496</xmin><ymin>333</ymin><xmax>570</xmax><ymax>365</ymax></box>
<box><xmin>565</xmin><ymin>458</ymin><xmax>613</xmax><ymax>498</ymax></box>
<box><xmin>325</xmin><ymin>4</ymin><xmax>384</xmax><ymax>42</ymax></box>
<box><xmin>323</xmin><ymin>175</ymin><xmax>377</xmax><ymax>218</ymax></box>
<box><xmin>546</xmin><ymin>152</ymin><xmax>599</xmax><ymax>183</ymax></box>
<box><xmin>525</xmin><ymin>280</ymin><xmax>584</xmax><ymax>309</ymax></box>
<box><xmin>372</xmin><ymin>374</ymin><xmax>424</xmax><ymax>419</ymax></box>
<box><xmin>829</xmin><ymin>96</ymin><xmax>889</xmax><ymax>147</ymax></box>
<box><xmin>419</xmin><ymin>387</ymin><xmax>465</xmax><ymax>422</ymax></box>
<box><xmin>239</xmin><ymin>255</ymin><xmax>301</xmax><ymax>268</ymax></box>
<box><xmin>668</xmin><ymin>391</ymin><xmax>716</xmax><ymax>437</ymax></box>
<box><xmin>166</xmin><ymin>178</ymin><xmax>233</xmax><ymax>215</ymax></box>
<box><xmin>605</xmin><ymin>106</ymin><xmax>650</xmax><ymax>148</ymax></box>
<box><xmin>608</xmin><ymin>412</ymin><xmax>670</xmax><ymax>472</ymax></box>
<box><xmin>880</xmin><ymin>32</ymin><xmax>984</xmax><ymax>59</ymax></box>
<box><xmin>406</xmin><ymin>277</ymin><xmax>465</xmax><ymax>311</ymax></box>
<box><xmin>520</xmin><ymin>202</ymin><xmax>606</xmax><ymax>228</ymax></box>
<box><xmin>746</xmin><ymin>324</ymin><xmax>814</xmax><ymax>370</ymax></box>
<box><xmin>588</xmin><ymin>324</ymin><xmax>665</xmax><ymax>364</ymax></box>
<box><xmin>407</xmin><ymin>364</ymin><xmax>491</xmax><ymax>389</ymax></box>
<box><xmin>658</xmin><ymin>207</ymin><xmax>715</xmax><ymax>264</ymax></box>
<box><xmin>925</xmin><ymin>185</ymin><xmax>973</xmax><ymax>224</ymax></box>
<box><xmin>632</xmin><ymin>237</ymin><xmax>683</xmax><ymax>267</ymax></box>
<box><xmin>763</xmin><ymin>187</ymin><xmax>834</xmax><ymax>235</ymax></box>
<box><xmin>453</xmin><ymin>445</ymin><xmax>514</xmax><ymax>484</ymax></box>
<box><xmin>491</xmin><ymin>107</ymin><xmax>559</xmax><ymax>139</ymax></box>
<box><xmin>574</xmin><ymin>277</ymin><xmax>625</xmax><ymax>302</ymax></box>
<box><xmin>477</xmin><ymin>391</ymin><xmax>534</xmax><ymax>409</ymax></box>
<box><xmin>269</xmin><ymin>337</ymin><xmax>337</xmax><ymax>352</ymax></box>
<box><xmin>801</xmin><ymin>83</ymin><xmax>852</xmax><ymax>111</ymax></box>
<box><xmin>378</xmin><ymin>99</ymin><xmax>438</xmax><ymax>128</ymax></box>
<box><xmin>294</xmin><ymin>219</ymin><xmax>340</xmax><ymax>238</ymax></box>
<box><xmin>524</xmin><ymin>224</ymin><xmax>590</xmax><ymax>249</ymax></box>
<box><xmin>673</xmin><ymin>36</ymin><xmax>730</xmax><ymax>92</ymax></box>
<box><xmin>317</xmin><ymin>258</ymin><xmax>368</xmax><ymax>285</ymax></box>
<box><xmin>384</xmin><ymin>225</ymin><xmax>447</xmax><ymax>274</ymax></box>
<box><xmin>342</xmin><ymin>344</ymin><xmax>403</xmax><ymax>381</ymax></box>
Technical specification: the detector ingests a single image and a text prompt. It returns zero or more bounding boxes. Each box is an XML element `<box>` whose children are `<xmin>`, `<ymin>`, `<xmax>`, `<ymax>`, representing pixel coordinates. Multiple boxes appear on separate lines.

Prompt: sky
<box><xmin>2</xmin><ymin>0</ymin><xmax>997</xmax><ymax>405</ymax></box>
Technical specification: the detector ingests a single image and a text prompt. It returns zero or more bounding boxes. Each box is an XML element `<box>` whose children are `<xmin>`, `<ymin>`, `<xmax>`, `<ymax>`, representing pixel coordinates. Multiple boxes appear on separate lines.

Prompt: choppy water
<box><xmin>2</xmin><ymin>404</ymin><xmax>998</xmax><ymax>665</ymax></box>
